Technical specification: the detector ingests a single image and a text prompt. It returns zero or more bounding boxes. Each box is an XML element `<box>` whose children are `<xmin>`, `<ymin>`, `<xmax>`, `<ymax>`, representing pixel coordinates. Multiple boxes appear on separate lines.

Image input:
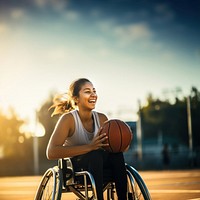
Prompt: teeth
<box><xmin>89</xmin><ymin>100</ymin><xmax>95</xmax><ymax>103</ymax></box>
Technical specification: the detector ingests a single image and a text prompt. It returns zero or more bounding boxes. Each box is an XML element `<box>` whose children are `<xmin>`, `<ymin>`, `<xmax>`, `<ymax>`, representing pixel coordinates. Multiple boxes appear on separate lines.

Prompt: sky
<box><xmin>0</xmin><ymin>0</ymin><xmax>200</xmax><ymax>126</ymax></box>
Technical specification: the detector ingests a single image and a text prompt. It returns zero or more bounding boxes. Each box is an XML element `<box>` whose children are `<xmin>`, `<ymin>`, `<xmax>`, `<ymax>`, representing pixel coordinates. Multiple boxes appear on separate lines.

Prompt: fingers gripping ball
<box><xmin>99</xmin><ymin>119</ymin><xmax>133</xmax><ymax>153</ymax></box>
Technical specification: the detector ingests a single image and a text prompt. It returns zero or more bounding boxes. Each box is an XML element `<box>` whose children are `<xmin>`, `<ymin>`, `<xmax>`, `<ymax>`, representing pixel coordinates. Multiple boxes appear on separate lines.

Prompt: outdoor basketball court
<box><xmin>0</xmin><ymin>169</ymin><xmax>200</xmax><ymax>200</ymax></box>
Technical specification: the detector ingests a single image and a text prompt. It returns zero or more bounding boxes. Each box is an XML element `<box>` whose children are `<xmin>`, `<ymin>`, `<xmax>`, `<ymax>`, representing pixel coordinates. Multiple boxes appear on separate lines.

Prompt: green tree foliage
<box><xmin>37</xmin><ymin>93</ymin><xmax>58</xmax><ymax>165</ymax></box>
<box><xmin>0</xmin><ymin>107</ymin><xmax>33</xmax><ymax>176</ymax></box>
<box><xmin>0</xmin><ymin>108</ymin><xmax>24</xmax><ymax>157</ymax></box>
<box><xmin>140</xmin><ymin>87</ymin><xmax>200</xmax><ymax>148</ymax></box>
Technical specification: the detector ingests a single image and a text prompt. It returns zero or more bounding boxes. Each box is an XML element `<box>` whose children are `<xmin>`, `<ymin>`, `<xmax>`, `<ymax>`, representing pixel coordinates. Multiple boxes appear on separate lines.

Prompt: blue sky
<box><xmin>0</xmin><ymin>0</ymin><xmax>200</xmax><ymax>124</ymax></box>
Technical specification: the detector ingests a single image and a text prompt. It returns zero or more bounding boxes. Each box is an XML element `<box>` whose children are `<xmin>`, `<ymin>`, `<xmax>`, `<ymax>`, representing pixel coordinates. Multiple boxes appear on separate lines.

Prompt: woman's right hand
<box><xmin>90</xmin><ymin>132</ymin><xmax>109</xmax><ymax>150</ymax></box>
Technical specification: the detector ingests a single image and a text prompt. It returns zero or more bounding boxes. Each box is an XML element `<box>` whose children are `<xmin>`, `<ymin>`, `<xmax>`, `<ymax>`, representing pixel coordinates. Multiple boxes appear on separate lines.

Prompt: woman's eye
<box><xmin>84</xmin><ymin>90</ymin><xmax>96</xmax><ymax>94</ymax></box>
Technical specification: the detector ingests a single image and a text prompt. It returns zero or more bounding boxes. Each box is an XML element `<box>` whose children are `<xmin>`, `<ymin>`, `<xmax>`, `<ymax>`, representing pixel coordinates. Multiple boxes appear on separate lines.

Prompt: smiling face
<box><xmin>76</xmin><ymin>81</ymin><xmax>98</xmax><ymax>110</ymax></box>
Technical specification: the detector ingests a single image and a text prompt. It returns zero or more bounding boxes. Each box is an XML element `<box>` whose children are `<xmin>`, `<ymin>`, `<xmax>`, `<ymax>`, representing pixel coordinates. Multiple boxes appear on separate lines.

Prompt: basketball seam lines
<box><xmin>116</xmin><ymin>120</ymin><xmax>122</xmax><ymax>152</ymax></box>
<box><xmin>108</xmin><ymin>122</ymin><xmax>113</xmax><ymax>152</ymax></box>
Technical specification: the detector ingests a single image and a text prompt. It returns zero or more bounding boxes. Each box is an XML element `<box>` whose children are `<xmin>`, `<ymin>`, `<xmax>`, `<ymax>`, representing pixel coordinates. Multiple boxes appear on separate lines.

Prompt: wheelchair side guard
<box><xmin>58</xmin><ymin>158</ymin><xmax>75</xmax><ymax>186</ymax></box>
<box><xmin>75</xmin><ymin>171</ymin><xmax>98</xmax><ymax>199</ymax></box>
<box><xmin>58</xmin><ymin>158</ymin><xmax>98</xmax><ymax>200</ymax></box>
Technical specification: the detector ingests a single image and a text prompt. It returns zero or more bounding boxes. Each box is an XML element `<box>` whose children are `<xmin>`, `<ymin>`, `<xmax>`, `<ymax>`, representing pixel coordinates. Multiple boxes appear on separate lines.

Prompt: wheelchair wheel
<box><xmin>104</xmin><ymin>164</ymin><xmax>151</xmax><ymax>200</ymax></box>
<box><xmin>34</xmin><ymin>166</ymin><xmax>62</xmax><ymax>200</ymax></box>
<box><xmin>126</xmin><ymin>164</ymin><xmax>151</xmax><ymax>200</ymax></box>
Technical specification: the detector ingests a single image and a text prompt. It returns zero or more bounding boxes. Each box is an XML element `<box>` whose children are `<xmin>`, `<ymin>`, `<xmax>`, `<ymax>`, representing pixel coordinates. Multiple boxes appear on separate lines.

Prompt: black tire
<box><xmin>34</xmin><ymin>167</ymin><xmax>62</xmax><ymax>200</ymax></box>
<box><xmin>126</xmin><ymin>164</ymin><xmax>152</xmax><ymax>200</ymax></box>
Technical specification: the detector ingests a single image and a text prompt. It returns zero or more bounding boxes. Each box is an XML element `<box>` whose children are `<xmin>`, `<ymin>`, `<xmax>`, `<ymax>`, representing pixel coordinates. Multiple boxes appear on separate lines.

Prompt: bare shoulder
<box><xmin>48</xmin><ymin>112</ymin><xmax>75</xmax><ymax>147</ymax></box>
<box><xmin>96</xmin><ymin>111</ymin><xmax>108</xmax><ymax>126</ymax></box>
<box><xmin>57</xmin><ymin>112</ymin><xmax>73</xmax><ymax>124</ymax></box>
<box><xmin>56</xmin><ymin>112</ymin><xmax>75</xmax><ymax>134</ymax></box>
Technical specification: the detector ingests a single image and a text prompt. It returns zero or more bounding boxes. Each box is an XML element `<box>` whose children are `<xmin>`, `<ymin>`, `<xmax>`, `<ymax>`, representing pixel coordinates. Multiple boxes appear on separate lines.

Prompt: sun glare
<box><xmin>20</xmin><ymin>121</ymin><xmax>45</xmax><ymax>137</ymax></box>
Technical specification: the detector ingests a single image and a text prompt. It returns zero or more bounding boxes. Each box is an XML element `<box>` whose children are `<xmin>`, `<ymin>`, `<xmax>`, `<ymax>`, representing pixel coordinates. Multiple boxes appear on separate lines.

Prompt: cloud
<box><xmin>63</xmin><ymin>10</ymin><xmax>80</xmax><ymax>21</ymax></box>
<box><xmin>154</xmin><ymin>3</ymin><xmax>174</xmax><ymax>23</ymax></box>
<box><xmin>10</xmin><ymin>8</ymin><xmax>25</xmax><ymax>19</ymax></box>
<box><xmin>98</xmin><ymin>20</ymin><xmax>152</xmax><ymax>40</ymax></box>
<box><xmin>114</xmin><ymin>23</ymin><xmax>152</xmax><ymax>41</ymax></box>
<box><xmin>34</xmin><ymin>0</ymin><xmax>69</xmax><ymax>11</ymax></box>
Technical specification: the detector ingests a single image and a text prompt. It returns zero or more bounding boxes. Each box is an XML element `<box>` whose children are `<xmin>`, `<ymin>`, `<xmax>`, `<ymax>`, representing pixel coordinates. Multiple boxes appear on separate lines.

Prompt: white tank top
<box><xmin>63</xmin><ymin>110</ymin><xmax>100</xmax><ymax>146</ymax></box>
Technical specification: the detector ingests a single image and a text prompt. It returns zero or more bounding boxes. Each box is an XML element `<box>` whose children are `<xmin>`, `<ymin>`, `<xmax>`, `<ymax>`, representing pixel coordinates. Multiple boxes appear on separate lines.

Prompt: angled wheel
<box><xmin>126</xmin><ymin>164</ymin><xmax>152</xmax><ymax>200</ymax></box>
<box><xmin>34</xmin><ymin>166</ymin><xmax>62</xmax><ymax>200</ymax></box>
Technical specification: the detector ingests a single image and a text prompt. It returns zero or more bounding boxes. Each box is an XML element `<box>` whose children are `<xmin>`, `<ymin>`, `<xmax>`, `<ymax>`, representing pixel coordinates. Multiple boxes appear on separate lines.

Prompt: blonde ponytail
<box><xmin>49</xmin><ymin>93</ymin><xmax>75</xmax><ymax>117</ymax></box>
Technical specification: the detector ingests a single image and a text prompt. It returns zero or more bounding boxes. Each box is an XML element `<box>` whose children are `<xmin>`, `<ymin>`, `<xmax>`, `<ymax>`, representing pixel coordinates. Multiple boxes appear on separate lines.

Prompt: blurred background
<box><xmin>0</xmin><ymin>0</ymin><xmax>200</xmax><ymax>176</ymax></box>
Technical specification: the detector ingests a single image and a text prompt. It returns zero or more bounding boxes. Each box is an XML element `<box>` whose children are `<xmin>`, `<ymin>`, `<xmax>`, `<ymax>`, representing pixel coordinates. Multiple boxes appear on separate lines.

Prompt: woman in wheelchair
<box><xmin>46</xmin><ymin>78</ymin><xmax>130</xmax><ymax>200</ymax></box>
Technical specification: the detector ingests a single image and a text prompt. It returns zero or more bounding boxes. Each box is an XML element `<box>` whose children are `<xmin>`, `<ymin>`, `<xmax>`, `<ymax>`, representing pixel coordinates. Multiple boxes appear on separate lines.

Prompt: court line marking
<box><xmin>188</xmin><ymin>198</ymin><xmax>200</xmax><ymax>200</ymax></box>
<box><xmin>150</xmin><ymin>190</ymin><xmax>200</xmax><ymax>193</ymax></box>
<box><xmin>0</xmin><ymin>191</ymin><xmax>35</xmax><ymax>195</ymax></box>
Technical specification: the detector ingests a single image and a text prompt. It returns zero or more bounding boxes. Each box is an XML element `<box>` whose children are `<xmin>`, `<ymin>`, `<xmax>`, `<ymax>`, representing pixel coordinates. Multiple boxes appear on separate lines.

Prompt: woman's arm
<box><xmin>46</xmin><ymin>113</ymin><xmax>108</xmax><ymax>160</ymax></box>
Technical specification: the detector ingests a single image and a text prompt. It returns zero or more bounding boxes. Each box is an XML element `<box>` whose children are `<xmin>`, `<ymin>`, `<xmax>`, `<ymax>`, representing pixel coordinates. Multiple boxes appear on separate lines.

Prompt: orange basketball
<box><xmin>99</xmin><ymin>119</ymin><xmax>133</xmax><ymax>153</ymax></box>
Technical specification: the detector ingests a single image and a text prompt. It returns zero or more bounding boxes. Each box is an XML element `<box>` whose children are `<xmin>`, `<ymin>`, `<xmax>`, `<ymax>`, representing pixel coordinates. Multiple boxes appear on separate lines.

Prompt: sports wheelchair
<box><xmin>34</xmin><ymin>158</ymin><xmax>151</xmax><ymax>200</ymax></box>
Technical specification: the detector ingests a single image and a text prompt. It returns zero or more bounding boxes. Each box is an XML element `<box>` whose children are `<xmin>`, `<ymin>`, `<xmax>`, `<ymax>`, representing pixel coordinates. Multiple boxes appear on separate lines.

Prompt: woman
<box><xmin>46</xmin><ymin>78</ymin><xmax>128</xmax><ymax>200</ymax></box>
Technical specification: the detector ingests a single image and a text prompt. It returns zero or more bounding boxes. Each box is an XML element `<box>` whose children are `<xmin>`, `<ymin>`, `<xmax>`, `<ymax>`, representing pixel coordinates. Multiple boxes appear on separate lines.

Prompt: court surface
<box><xmin>0</xmin><ymin>169</ymin><xmax>200</xmax><ymax>200</ymax></box>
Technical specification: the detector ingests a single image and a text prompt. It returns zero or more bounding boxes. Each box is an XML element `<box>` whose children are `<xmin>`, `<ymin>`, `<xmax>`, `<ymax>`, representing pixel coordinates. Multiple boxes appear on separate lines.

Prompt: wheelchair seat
<box><xmin>58</xmin><ymin>158</ymin><xmax>115</xmax><ymax>199</ymax></box>
<box><xmin>59</xmin><ymin>158</ymin><xmax>114</xmax><ymax>184</ymax></box>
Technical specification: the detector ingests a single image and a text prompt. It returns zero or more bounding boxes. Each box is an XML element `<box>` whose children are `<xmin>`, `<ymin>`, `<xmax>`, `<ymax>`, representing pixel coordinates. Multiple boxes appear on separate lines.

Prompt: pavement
<box><xmin>0</xmin><ymin>169</ymin><xmax>200</xmax><ymax>200</ymax></box>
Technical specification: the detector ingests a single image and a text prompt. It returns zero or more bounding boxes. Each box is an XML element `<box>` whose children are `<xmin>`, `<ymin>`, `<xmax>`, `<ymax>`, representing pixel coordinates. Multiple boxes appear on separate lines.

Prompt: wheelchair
<box><xmin>34</xmin><ymin>158</ymin><xmax>152</xmax><ymax>200</ymax></box>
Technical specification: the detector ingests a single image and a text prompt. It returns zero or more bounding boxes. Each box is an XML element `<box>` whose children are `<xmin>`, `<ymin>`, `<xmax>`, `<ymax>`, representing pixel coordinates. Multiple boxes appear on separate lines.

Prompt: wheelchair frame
<box><xmin>34</xmin><ymin>158</ymin><xmax>151</xmax><ymax>200</ymax></box>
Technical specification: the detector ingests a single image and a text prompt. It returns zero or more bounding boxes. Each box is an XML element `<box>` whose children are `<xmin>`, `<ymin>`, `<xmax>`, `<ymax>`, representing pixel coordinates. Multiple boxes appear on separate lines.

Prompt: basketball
<box><xmin>99</xmin><ymin>119</ymin><xmax>133</xmax><ymax>153</ymax></box>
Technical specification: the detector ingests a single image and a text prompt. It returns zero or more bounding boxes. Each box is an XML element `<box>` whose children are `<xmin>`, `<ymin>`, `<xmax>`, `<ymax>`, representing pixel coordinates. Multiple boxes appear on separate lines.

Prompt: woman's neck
<box><xmin>77</xmin><ymin>109</ymin><xmax>94</xmax><ymax>133</ymax></box>
<box><xmin>77</xmin><ymin>109</ymin><xmax>93</xmax><ymax>122</ymax></box>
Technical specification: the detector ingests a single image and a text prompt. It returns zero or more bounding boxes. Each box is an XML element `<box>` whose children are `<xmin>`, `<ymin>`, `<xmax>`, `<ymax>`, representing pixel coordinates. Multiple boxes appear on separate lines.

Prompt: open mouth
<box><xmin>89</xmin><ymin>99</ymin><xmax>96</xmax><ymax>103</ymax></box>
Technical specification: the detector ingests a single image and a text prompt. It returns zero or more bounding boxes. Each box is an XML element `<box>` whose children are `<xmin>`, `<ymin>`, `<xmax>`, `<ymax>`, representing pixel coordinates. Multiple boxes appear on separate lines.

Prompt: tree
<box><xmin>0</xmin><ymin>108</ymin><xmax>25</xmax><ymax>158</ymax></box>
<box><xmin>0</xmin><ymin>107</ymin><xmax>33</xmax><ymax>176</ymax></box>
<box><xmin>140</xmin><ymin>87</ymin><xmax>200</xmax><ymax>148</ymax></box>
<box><xmin>37</xmin><ymin>92</ymin><xmax>59</xmax><ymax>169</ymax></box>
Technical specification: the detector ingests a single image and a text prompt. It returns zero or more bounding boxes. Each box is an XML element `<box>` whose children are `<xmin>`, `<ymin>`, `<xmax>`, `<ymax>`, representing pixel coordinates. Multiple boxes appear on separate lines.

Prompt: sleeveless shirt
<box><xmin>63</xmin><ymin>110</ymin><xmax>101</xmax><ymax>146</ymax></box>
